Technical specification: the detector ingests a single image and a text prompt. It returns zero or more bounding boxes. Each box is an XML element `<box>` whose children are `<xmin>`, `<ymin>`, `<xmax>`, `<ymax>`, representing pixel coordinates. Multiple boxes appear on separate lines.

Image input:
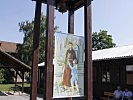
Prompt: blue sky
<box><xmin>0</xmin><ymin>0</ymin><xmax>133</xmax><ymax>46</ymax></box>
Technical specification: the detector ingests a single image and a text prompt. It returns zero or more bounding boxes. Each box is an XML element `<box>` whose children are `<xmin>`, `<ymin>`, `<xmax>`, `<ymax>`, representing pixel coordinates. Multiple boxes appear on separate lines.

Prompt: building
<box><xmin>38</xmin><ymin>44</ymin><xmax>133</xmax><ymax>99</ymax></box>
<box><xmin>93</xmin><ymin>44</ymin><xmax>133</xmax><ymax>99</ymax></box>
<box><xmin>0</xmin><ymin>41</ymin><xmax>30</xmax><ymax>85</ymax></box>
<box><xmin>0</xmin><ymin>40</ymin><xmax>17</xmax><ymax>54</ymax></box>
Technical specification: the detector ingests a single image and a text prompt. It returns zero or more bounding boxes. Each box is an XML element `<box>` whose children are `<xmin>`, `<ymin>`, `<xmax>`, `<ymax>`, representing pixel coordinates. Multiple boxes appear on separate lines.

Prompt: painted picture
<box><xmin>53</xmin><ymin>33</ymin><xmax>84</xmax><ymax>98</ymax></box>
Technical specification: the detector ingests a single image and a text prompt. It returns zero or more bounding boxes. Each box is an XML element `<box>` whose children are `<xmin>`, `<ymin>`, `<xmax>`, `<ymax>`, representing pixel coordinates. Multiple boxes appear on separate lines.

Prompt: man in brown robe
<box><xmin>62</xmin><ymin>42</ymin><xmax>77</xmax><ymax>88</ymax></box>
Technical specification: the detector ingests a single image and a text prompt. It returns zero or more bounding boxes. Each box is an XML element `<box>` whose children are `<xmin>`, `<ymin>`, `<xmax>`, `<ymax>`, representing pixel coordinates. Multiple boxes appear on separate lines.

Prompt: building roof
<box><xmin>38</xmin><ymin>45</ymin><xmax>133</xmax><ymax>66</ymax></box>
<box><xmin>0</xmin><ymin>49</ymin><xmax>31</xmax><ymax>72</ymax></box>
<box><xmin>0</xmin><ymin>41</ymin><xmax>17</xmax><ymax>53</ymax></box>
<box><xmin>92</xmin><ymin>44</ymin><xmax>133</xmax><ymax>61</ymax></box>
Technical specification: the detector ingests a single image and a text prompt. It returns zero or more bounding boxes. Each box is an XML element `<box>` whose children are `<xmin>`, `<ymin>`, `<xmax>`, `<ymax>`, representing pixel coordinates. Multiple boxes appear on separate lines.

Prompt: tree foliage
<box><xmin>17</xmin><ymin>14</ymin><xmax>116</xmax><ymax>66</ymax></box>
<box><xmin>0</xmin><ymin>68</ymin><xmax>13</xmax><ymax>83</ymax></box>
<box><xmin>92</xmin><ymin>30</ymin><xmax>116</xmax><ymax>51</ymax></box>
<box><xmin>0</xmin><ymin>69</ymin><xmax>5</xmax><ymax>83</ymax></box>
<box><xmin>17</xmin><ymin>15</ymin><xmax>58</xmax><ymax>66</ymax></box>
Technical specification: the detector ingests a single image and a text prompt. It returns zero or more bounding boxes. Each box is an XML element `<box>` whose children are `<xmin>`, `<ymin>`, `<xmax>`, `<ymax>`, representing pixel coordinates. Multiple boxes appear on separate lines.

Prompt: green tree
<box><xmin>0</xmin><ymin>68</ymin><xmax>13</xmax><ymax>83</ymax></box>
<box><xmin>0</xmin><ymin>69</ymin><xmax>5</xmax><ymax>83</ymax></box>
<box><xmin>17</xmin><ymin>15</ymin><xmax>58</xmax><ymax>66</ymax></box>
<box><xmin>18</xmin><ymin>14</ymin><xmax>115</xmax><ymax>66</ymax></box>
<box><xmin>92</xmin><ymin>30</ymin><xmax>116</xmax><ymax>51</ymax></box>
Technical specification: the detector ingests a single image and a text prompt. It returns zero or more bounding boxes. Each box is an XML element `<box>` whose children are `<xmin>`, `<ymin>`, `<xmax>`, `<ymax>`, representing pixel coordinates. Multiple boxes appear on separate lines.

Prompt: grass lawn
<box><xmin>0</xmin><ymin>83</ymin><xmax>30</xmax><ymax>91</ymax></box>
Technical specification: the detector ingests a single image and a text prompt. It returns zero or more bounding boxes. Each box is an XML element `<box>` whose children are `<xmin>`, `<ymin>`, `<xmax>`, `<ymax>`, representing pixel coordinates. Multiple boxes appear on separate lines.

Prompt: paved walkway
<box><xmin>0</xmin><ymin>91</ymin><xmax>43</xmax><ymax>100</ymax></box>
<box><xmin>0</xmin><ymin>91</ymin><xmax>85</xmax><ymax>100</ymax></box>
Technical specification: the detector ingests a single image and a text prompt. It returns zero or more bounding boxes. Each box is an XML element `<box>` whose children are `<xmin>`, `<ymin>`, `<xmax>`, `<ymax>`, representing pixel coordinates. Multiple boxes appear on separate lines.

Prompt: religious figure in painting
<box><xmin>62</xmin><ymin>42</ymin><xmax>77</xmax><ymax>89</ymax></box>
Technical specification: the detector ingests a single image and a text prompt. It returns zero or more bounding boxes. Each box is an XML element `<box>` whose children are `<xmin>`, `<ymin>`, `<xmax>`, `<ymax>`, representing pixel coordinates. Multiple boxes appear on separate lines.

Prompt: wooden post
<box><xmin>22</xmin><ymin>71</ymin><xmax>24</xmax><ymax>93</ymax></box>
<box><xmin>43</xmin><ymin>0</ymin><xmax>54</xmax><ymax>100</ymax></box>
<box><xmin>68</xmin><ymin>10</ymin><xmax>74</xmax><ymax>34</ymax></box>
<box><xmin>67</xmin><ymin>10</ymin><xmax>74</xmax><ymax>100</ymax></box>
<box><xmin>31</xmin><ymin>1</ymin><xmax>42</xmax><ymax>100</ymax></box>
<box><xmin>84</xmin><ymin>0</ymin><xmax>93</xmax><ymax>100</ymax></box>
<box><xmin>15</xmin><ymin>70</ymin><xmax>18</xmax><ymax>86</ymax></box>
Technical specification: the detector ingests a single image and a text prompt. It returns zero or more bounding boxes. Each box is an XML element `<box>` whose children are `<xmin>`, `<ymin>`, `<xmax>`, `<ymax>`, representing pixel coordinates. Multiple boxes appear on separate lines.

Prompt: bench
<box><xmin>100</xmin><ymin>91</ymin><xmax>114</xmax><ymax>100</ymax></box>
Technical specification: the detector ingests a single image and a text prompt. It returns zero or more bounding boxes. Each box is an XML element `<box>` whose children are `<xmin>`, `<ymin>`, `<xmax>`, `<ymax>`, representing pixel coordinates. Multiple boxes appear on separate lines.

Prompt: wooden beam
<box><xmin>15</xmin><ymin>70</ymin><xmax>18</xmax><ymax>86</ymax></box>
<box><xmin>73</xmin><ymin>0</ymin><xmax>84</xmax><ymax>11</ymax></box>
<box><xmin>22</xmin><ymin>71</ymin><xmax>24</xmax><ymax>93</ymax></box>
<box><xmin>31</xmin><ymin>1</ymin><xmax>42</xmax><ymax>100</ymax></box>
<box><xmin>44</xmin><ymin>0</ymin><xmax>54</xmax><ymax>100</ymax></box>
<box><xmin>0</xmin><ymin>50</ymin><xmax>31</xmax><ymax>71</ymax></box>
<box><xmin>84</xmin><ymin>0</ymin><xmax>92</xmax><ymax>100</ymax></box>
<box><xmin>32</xmin><ymin>0</ymin><xmax>85</xmax><ymax>12</ymax></box>
<box><xmin>14</xmin><ymin>70</ymin><xmax>23</xmax><ymax>79</ymax></box>
<box><xmin>68</xmin><ymin>10</ymin><xmax>74</xmax><ymax>34</ymax></box>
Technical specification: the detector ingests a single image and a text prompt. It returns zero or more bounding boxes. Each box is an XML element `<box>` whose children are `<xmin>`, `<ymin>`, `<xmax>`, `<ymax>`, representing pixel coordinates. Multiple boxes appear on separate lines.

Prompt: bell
<box><xmin>55</xmin><ymin>0</ymin><xmax>68</xmax><ymax>13</ymax></box>
<box><xmin>58</xmin><ymin>3</ymin><xmax>67</xmax><ymax>13</ymax></box>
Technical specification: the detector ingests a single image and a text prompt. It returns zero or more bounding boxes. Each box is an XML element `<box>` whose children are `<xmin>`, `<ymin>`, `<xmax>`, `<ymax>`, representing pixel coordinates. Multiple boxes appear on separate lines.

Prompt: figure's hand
<box><xmin>62</xmin><ymin>63</ymin><xmax>65</xmax><ymax>67</ymax></box>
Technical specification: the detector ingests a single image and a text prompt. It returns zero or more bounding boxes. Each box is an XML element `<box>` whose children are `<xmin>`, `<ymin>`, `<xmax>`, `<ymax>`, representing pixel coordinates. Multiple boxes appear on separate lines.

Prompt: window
<box><xmin>126</xmin><ymin>65</ymin><xmax>133</xmax><ymax>84</ymax></box>
<box><xmin>101</xmin><ymin>62</ymin><xmax>120</xmax><ymax>84</ymax></box>
<box><xmin>101</xmin><ymin>65</ymin><xmax>111</xmax><ymax>83</ymax></box>
<box><xmin>102</xmin><ymin>71</ymin><xmax>110</xmax><ymax>83</ymax></box>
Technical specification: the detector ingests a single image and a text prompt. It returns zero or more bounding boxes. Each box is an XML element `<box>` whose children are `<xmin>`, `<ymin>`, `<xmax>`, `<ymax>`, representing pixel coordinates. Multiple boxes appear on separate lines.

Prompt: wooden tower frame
<box><xmin>31</xmin><ymin>0</ymin><xmax>92</xmax><ymax>100</ymax></box>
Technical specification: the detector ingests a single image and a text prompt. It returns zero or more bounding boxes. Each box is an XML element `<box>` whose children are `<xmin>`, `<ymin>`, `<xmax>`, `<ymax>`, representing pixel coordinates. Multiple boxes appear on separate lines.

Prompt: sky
<box><xmin>0</xmin><ymin>0</ymin><xmax>133</xmax><ymax>46</ymax></box>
